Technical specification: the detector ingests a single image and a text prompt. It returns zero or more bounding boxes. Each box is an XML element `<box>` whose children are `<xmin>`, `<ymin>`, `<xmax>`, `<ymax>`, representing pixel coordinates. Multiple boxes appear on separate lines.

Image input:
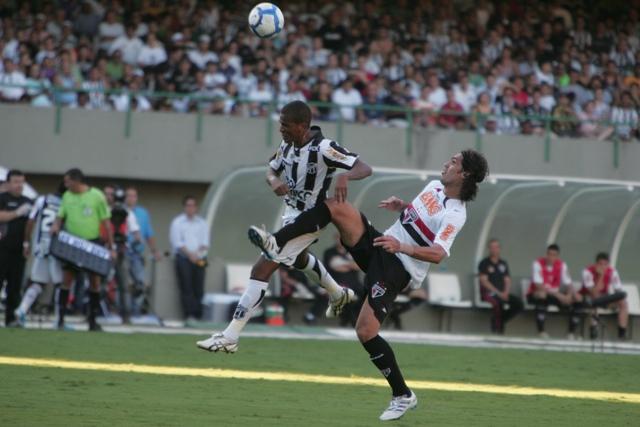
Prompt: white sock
<box><xmin>223</xmin><ymin>279</ymin><xmax>268</xmax><ymax>341</ymax></box>
<box><xmin>17</xmin><ymin>283</ymin><xmax>43</xmax><ymax>314</ymax></box>
<box><xmin>301</xmin><ymin>254</ymin><xmax>343</xmax><ymax>300</ymax></box>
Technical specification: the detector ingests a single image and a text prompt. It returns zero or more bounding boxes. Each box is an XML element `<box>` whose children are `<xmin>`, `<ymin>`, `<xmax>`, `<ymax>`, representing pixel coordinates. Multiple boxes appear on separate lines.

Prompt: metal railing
<box><xmin>1</xmin><ymin>83</ymin><xmax>638</xmax><ymax>168</ymax></box>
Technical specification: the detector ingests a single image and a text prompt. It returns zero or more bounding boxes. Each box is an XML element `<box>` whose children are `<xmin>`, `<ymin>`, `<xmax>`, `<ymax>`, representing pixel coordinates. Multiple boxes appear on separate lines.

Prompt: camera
<box><xmin>110</xmin><ymin>187</ymin><xmax>129</xmax><ymax>246</ymax></box>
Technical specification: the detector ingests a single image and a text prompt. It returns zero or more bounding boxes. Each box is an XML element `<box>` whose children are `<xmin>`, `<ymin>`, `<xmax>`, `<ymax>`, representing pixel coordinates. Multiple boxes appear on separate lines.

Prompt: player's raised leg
<box><xmin>197</xmin><ymin>256</ymin><xmax>278</xmax><ymax>353</ymax></box>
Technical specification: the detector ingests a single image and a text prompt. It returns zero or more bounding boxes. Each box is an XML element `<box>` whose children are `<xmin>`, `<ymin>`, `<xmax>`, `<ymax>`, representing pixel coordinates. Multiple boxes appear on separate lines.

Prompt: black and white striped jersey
<box><xmin>28</xmin><ymin>193</ymin><xmax>61</xmax><ymax>257</ymax></box>
<box><xmin>269</xmin><ymin>125</ymin><xmax>358</xmax><ymax>214</ymax></box>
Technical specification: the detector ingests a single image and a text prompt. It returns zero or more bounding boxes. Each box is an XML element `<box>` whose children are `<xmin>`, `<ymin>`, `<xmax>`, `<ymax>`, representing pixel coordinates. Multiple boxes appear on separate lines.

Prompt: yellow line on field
<box><xmin>1</xmin><ymin>356</ymin><xmax>638</xmax><ymax>404</ymax></box>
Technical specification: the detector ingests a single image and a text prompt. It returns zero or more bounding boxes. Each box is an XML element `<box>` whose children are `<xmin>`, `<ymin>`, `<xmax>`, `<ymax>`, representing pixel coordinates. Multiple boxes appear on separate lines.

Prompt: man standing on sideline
<box><xmin>0</xmin><ymin>170</ymin><xmax>33</xmax><ymax>326</ymax></box>
<box><xmin>51</xmin><ymin>168</ymin><xmax>115</xmax><ymax>331</ymax></box>
<box><xmin>580</xmin><ymin>252</ymin><xmax>629</xmax><ymax>340</ymax></box>
<box><xmin>14</xmin><ymin>181</ymin><xmax>66</xmax><ymax>326</ymax></box>
<box><xmin>478</xmin><ymin>238</ymin><xmax>523</xmax><ymax>334</ymax></box>
<box><xmin>125</xmin><ymin>186</ymin><xmax>161</xmax><ymax>315</ymax></box>
<box><xmin>169</xmin><ymin>196</ymin><xmax>209</xmax><ymax>322</ymax></box>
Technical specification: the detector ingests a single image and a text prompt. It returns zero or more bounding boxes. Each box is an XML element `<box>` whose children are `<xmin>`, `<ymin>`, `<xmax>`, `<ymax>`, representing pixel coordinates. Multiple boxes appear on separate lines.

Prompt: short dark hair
<box><xmin>281</xmin><ymin>100</ymin><xmax>311</xmax><ymax>127</ymax></box>
<box><xmin>7</xmin><ymin>169</ymin><xmax>25</xmax><ymax>181</ymax></box>
<box><xmin>547</xmin><ymin>244</ymin><xmax>560</xmax><ymax>252</ymax></box>
<box><xmin>64</xmin><ymin>168</ymin><xmax>85</xmax><ymax>183</ymax></box>
<box><xmin>459</xmin><ymin>149</ymin><xmax>489</xmax><ymax>202</ymax></box>
<box><xmin>596</xmin><ymin>252</ymin><xmax>609</xmax><ymax>262</ymax></box>
<box><xmin>182</xmin><ymin>195</ymin><xmax>197</xmax><ymax>206</ymax></box>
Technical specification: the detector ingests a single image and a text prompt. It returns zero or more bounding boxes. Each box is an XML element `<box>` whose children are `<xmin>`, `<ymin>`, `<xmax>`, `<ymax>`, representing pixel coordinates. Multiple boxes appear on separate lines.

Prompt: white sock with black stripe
<box><xmin>300</xmin><ymin>254</ymin><xmax>343</xmax><ymax>300</ymax></box>
<box><xmin>223</xmin><ymin>279</ymin><xmax>268</xmax><ymax>341</ymax></box>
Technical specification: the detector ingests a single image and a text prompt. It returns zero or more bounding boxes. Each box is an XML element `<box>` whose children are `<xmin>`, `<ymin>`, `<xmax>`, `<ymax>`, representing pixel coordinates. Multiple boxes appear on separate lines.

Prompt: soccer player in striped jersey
<box><xmin>249</xmin><ymin>150</ymin><xmax>489</xmax><ymax>421</ymax></box>
<box><xmin>14</xmin><ymin>181</ymin><xmax>66</xmax><ymax>326</ymax></box>
<box><xmin>197</xmin><ymin>100</ymin><xmax>372</xmax><ymax>353</ymax></box>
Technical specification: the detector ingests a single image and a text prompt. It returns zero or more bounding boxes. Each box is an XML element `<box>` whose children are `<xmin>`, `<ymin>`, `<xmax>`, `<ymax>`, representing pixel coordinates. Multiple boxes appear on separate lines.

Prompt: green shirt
<box><xmin>57</xmin><ymin>187</ymin><xmax>110</xmax><ymax>240</ymax></box>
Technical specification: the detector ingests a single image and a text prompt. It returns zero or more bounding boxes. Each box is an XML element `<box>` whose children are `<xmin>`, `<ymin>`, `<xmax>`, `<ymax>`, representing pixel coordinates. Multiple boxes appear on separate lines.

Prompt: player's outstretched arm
<box><xmin>266</xmin><ymin>168</ymin><xmax>289</xmax><ymax>197</ymax></box>
<box><xmin>334</xmin><ymin>159</ymin><xmax>372</xmax><ymax>203</ymax></box>
<box><xmin>373</xmin><ymin>235</ymin><xmax>447</xmax><ymax>264</ymax></box>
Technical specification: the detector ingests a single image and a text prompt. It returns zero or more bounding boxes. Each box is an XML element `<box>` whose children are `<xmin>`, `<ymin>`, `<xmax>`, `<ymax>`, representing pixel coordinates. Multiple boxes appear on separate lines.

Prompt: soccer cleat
<box><xmin>89</xmin><ymin>323</ymin><xmax>103</xmax><ymax>332</ymax></box>
<box><xmin>247</xmin><ymin>225</ymin><xmax>281</xmax><ymax>260</ymax></box>
<box><xmin>538</xmin><ymin>331</ymin><xmax>550</xmax><ymax>339</ymax></box>
<box><xmin>197</xmin><ymin>333</ymin><xmax>239</xmax><ymax>354</ymax></box>
<box><xmin>326</xmin><ymin>287</ymin><xmax>356</xmax><ymax>318</ymax></box>
<box><xmin>379</xmin><ymin>391</ymin><xmax>418</xmax><ymax>421</ymax></box>
<box><xmin>14</xmin><ymin>308</ymin><xmax>26</xmax><ymax>327</ymax></box>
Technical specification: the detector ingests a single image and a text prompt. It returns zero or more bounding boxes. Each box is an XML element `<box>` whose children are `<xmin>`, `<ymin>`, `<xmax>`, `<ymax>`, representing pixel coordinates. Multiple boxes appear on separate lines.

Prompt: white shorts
<box><xmin>30</xmin><ymin>256</ymin><xmax>63</xmax><ymax>284</ymax></box>
<box><xmin>271</xmin><ymin>206</ymin><xmax>321</xmax><ymax>266</ymax></box>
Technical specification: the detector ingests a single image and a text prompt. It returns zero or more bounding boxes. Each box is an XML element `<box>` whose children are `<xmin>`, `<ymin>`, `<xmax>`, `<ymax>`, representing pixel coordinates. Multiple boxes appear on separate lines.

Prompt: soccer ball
<box><xmin>248</xmin><ymin>3</ymin><xmax>284</xmax><ymax>39</ymax></box>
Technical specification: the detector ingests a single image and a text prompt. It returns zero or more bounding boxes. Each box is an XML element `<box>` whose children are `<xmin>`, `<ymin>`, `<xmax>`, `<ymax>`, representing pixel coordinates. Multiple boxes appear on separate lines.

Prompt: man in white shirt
<box><xmin>453</xmin><ymin>72</ymin><xmax>477</xmax><ymax>112</ymax></box>
<box><xmin>187</xmin><ymin>34</ymin><xmax>219</xmax><ymax>70</ymax></box>
<box><xmin>109</xmin><ymin>25</ymin><xmax>143</xmax><ymax>65</ymax></box>
<box><xmin>0</xmin><ymin>59</ymin><xmax>27</xmax><ymax>101</ymax></box>
<box><xmin>331</xmin><ymin>78</ymin><xmax>363</xmax><ymax>122</ymax></box>
<box><xmin>169</xmin><ymin>196</ymin><xmax>210</xmax><ymax>321</ymax></box>
<box><xmin>98</xmin><ymin>11</ymin><xmax>124</xmax><ymax>51</ymax></box>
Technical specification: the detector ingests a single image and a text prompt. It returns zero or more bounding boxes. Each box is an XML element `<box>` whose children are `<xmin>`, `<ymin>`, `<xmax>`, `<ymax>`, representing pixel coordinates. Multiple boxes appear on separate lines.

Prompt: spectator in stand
<box><xmin>494</xmin><ymin>87</ymin><xmax>521</xmax><ymax>134</ymax></box>
<box><xmin>599</xmin><ymin>91</ymin><xmax>639</xmax><ymax>141</ymax></box>
<box><xmin>470</xmin><ymin>92</ymin><xmax>497</xmax><ymax>133</ymax></box>
<box><xmin>478</xmin><ymin>239</ymin><xmax>523</xmax><ymax>334</ymax></box>
<box><xmin>438</xmin><ymin>87</ymin><xmax>465</xmax><ymax>129</ymax></box>
<box><xmin>169</xmin><ymin>195</ymin><xmax>210</xmax><ymax>322</ymax></box>
<box><xmin>580</xmin><ymin>252</ymin><xmax>629</xmax><ymax>340</ymax></box>
<box><xmin>522</xmin><ymin>89</ymin><xmax>550</xmax><ymax>135</ymax></box>
<box><xmin>552</xmin><ymin>92</ymin><xmax>578</xmax><ymax>137</ymax></box>
<box><xmin>109</xmin><ymin>24</ymin><xmax>143</xmax><ymax>66</ymax></box>
<box><xmin>332</xmin><ymin>78</ymin><xmax>363</xmax><ymax>122</ymax></box>
<box><xmin>0</xmin><ymin>59</ymin><xmax>27</xmax><ymax>102</ymax></box>
<box><xmin>187</xmin><ymin>34</ymin><xmax>218</xmax><ymax>70</ymax></box>
<box><xmin>527</xmin><ymin>244</ymin><xmax>581</xmax><ymax>339</ymax></box>
<box><xmin>98</xmin><ymin>10</ymin><xmax>124</xmax><ymax>52</ymax></box>
<box><xmin>138</xmin><ymin>32</ymin><xmax>167</xmax><ymax>72</ymax></box>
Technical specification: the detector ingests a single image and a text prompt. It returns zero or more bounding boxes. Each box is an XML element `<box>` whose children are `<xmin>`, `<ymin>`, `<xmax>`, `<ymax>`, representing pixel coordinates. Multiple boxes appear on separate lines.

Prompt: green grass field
<box><xmin>1</xmin><ymin>328</ymin><xmax>639</xmax><ymax>426</ymax></box>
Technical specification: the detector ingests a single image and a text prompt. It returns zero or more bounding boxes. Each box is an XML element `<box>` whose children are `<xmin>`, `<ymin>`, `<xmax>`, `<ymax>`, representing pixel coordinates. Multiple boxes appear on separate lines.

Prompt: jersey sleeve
<box><xmin>432</xmin><ymin>209</ymin><xmax>466</xmax><ymax>256</ymax></box>
<box><xmin>532</xmin><ymin>261</ymin><xmax>543</xmax><ymax>284</ymax></box>
<box><xmin>320</xmin><ymin>140</ymin><xmax>359</xmax><ymax>170</ymax></box>
<box><xmin>29</xmin><ymin>196</ymin><xmax>45</xmax><ymax>220</ymax></box>
<box><xmin>561</xmin><ymin>262</ymin><xmax>572</xmax><ymax>285</ymax></box>
<box><xmin>478</xmin><ymin>259</ymin><xmax>489</xmax><ymax>275</ymax></box>
<box><xmin>95</xmin><ymin>190</ymin><xmax>111</xmax><ymax>221</ymax></box>
<box><xmin>582</xmin><ymin>269</ymin><xmax>595</xmax><ymax>289</ymax></box>
<box><xmin>268</xmin><ymin>141</ymin><xmax>287</xmax><ymax>173</ymax></box>
<box><xmin>503</xmin><ymin>261</ymin><xmax>511</xmax><ymax>277</ymax></box>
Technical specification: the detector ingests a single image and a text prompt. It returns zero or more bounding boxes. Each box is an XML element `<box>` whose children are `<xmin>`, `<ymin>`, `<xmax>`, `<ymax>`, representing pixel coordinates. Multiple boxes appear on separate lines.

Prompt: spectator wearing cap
<box><xmin>188</xmin><ymin>35</ymin><xmax>218</xmax><ymax>70</ymax></box>
<box><xmin>109</xmin><ymin>24</ymin><xmax>143</xmax><ymax>65</ymax></box>
<box><xmin>331</xmin><ymin>78</ymin><xmax>363</xmax><ymax>122</ymax></box>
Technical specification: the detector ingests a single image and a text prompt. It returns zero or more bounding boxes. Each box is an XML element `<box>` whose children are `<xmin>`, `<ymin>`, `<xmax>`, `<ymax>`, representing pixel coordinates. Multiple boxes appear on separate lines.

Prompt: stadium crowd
<box><xmin>0</xmin><ymin>0</ymin><xmax>640</xmax><ymax>139</ymax></box>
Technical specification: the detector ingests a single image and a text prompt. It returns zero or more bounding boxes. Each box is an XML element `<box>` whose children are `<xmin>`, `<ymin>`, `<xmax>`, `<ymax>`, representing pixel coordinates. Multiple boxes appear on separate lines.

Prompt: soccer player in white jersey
<box><xmin>14</xmin><ymin>181</ymin><xmax>66</xmax><ymax>326</ymax></box>
<box><xmin>197</xmin><ymin>100</ymin><xmax>372</xmax><ymax>353</ymax></box>
<box><xmin>250</xmin><ymin>149</ymin><xmax>489</xmax><ymax>421</ymax></box>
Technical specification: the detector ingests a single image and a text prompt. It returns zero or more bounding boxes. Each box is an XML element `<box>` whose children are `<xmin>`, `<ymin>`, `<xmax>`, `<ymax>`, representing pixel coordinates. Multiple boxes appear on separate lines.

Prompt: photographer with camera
<box><xmin>169</xmin><ymin>195</ymin><xmax>209</xmax><ymax>322</ymax></box>
<box><xmin>103</xmin><ymin>184</ymin><xmax>142</xmax><ymax>324</ymax></box>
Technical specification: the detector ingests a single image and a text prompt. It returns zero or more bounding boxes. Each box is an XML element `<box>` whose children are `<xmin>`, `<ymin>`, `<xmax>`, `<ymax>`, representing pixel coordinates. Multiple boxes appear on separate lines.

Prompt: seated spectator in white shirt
<box><xmin>426</xmin><ymin>73</ymin><xmax>447</xmax><ymax>109</ymax></box>
<box><xmin>98</xmin><ymin>11</ymin><xmax>124</xmax><ymax>51</ymax></box>
<box><xmin>248</xmin><ymin>78</ymin><xmax>274</xmax><ymax>117</ymax></box>
<box><xmin>535</xmin><ymin>61</ymin><xmax>555</xmax><ymax>86</ymax></box>
<box><xmin>453</xmin><ymin>71</ymin><xmax>477</xmax><ymax>112</ymax></box>
<box><xmin>325</xmin><ymin>54</ymin><xmax>347</xmax><ymax>87</ymax></box>
<box><xmin>203</xmin><ymin>61</ymin><xmax>227</xmax><ymax>89</ymax></box>
<box><xmin>0</xmin><ymin>59</ymin><xmax>27</xmax><ymax>101</ymax></box>
<box><xmin>332</xmin><ymin>78</ymin><xmax>363</xmax><ymax>122</ymax></box>
<box><xmin>109</xmin><ymin>25</ymin><xmax>143</xmax><ymax>65</ymax></box>
<box><xmin>187</xmin><ymin>34</ymin><xmax>219</xmax><ymax>70</ymax></box>
<box><xmin>539</xmin><ymin>82</ymin><xmax>557</xmax><ymax>111</ymax></box>
<box><xmin>137</xmin><ymin>32</ymin><xmax>167</xmax><ymax>70</ymax></box>
<box><xmin>169</xmin><ymin>196</ymin><xmax>210</xmax><ymax>321</ymax></box>
<box><xmin>35</xmin><ymin>36</ymin><xmax>57</xmax><ymax>65</ymax></box>
<box><xmin>278</xmin><ymin>79</ymin><xmax>307</xmax><ymax>109</ymax></box>
<box><xmin>310</xmin><ymin>36</ymin><xmax>330</xmax><ymax>68</ymax></box>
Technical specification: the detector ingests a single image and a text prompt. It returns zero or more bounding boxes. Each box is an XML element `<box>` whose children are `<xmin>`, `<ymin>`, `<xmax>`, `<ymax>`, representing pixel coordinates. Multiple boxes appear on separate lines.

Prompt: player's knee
<box><xmin>355</xmin><ymin>321</ymin><xmax>377</xmax><ymax>343</ymax></box>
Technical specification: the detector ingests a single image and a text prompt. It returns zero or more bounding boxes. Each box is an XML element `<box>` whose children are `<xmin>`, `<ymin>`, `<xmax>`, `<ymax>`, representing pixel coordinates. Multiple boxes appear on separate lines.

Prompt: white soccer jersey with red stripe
<box><xmin>385</xmin><ymin>180</ymin><xmax>466</xmax><ymax>288</ymax></box>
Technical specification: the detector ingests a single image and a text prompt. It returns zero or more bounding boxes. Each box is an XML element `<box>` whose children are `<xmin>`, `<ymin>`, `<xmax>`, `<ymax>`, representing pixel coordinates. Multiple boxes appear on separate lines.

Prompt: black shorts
<box><xmin>343</xmin><ymin>214</ymin><xmax>411</xmax><ymax>323</ymax></box>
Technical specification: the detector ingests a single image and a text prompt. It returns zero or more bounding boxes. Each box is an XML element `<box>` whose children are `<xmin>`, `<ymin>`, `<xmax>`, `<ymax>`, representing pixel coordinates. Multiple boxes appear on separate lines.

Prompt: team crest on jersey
<box><xmin>420</xmin><ymin>191</ymin><xmax>442</xmax><ymax>216</ymax></box>
<box><xmin>498</xmin><ymin>263</ymin><xmax>506</xmax><ymax>273</ymax></box>
<box><xmin>401</xmin><ymin>206</ymin><xmax>418</xmax><ymax>224</ymax></box>
<box><xmin>371</xmin><ymin>282</ymin><xmax>386</xmax><ymax>298</ymax></box>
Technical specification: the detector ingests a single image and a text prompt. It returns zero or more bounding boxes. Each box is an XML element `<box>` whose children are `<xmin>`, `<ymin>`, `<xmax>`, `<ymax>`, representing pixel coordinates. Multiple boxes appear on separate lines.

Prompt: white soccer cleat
<box><xmin>247</xmin><ymin>225</ymin><xmax>281</xmax><ymax>260</ymax></box>
<box><xmin>14</xmin><ymin>308</ymin><xmax>26</xmax><ymax>327</ymax></box>
<box><xmin>379</xmin><ymin>391</ymin><xmax>418</xmax><ymax>421</ymax></box>
<box><xmin>196</xmin><ymin>333</ymin><xmax>239</xmax><ymax>354</ymax></box>
<box><xmin>326</xmin><ymin>287</ymin><xmax>357</xmax><ymax>318</ymax></box>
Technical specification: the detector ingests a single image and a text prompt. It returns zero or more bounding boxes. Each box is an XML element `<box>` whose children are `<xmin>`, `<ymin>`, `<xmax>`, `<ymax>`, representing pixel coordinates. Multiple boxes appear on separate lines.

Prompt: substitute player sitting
<box><xmin>581</xmin><ymin>252</ymin><xmax>629</xmax><ymax>340</ymax></box>
<box><xmin>197</xmin><ymin>100</ymin><xmax>372</xmax><ymax>353</ymax></box>
<box><xmin>248</xmin><ymin>150</ymin><xmax>489</xmax><ymax>421</ymax></box>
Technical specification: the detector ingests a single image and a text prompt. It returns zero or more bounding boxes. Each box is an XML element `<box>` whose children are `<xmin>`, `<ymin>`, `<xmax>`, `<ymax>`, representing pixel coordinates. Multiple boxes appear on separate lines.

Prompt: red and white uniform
<box><xmin>385</xmin><ymin>180</ymin><xmax>466</xmax><ymax>288</ymax></box>
<box><xmin>581</xmin><ymin>265</ymin><xmax>622</xmax><ymax>296</ymax></box>
<box><xmin>528</xmin><ymin>257</ymin><xmax>572</xmax><ymax>294</ymax></box>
